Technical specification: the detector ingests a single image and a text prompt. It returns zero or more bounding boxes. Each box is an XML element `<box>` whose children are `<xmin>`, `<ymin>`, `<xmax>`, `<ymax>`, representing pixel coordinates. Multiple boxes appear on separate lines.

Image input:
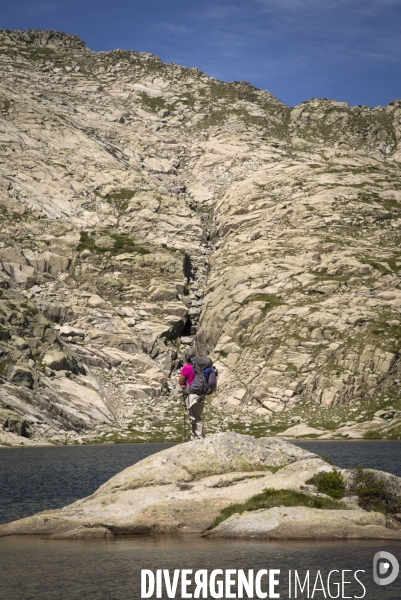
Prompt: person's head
<box><xmin>184</xmin><ymin>347</ymin><xmax>196</xmax><ymax>364</ymax></box>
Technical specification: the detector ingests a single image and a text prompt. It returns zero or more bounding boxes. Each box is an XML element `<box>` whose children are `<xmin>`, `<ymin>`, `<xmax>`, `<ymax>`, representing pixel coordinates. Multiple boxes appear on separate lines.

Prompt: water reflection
<box><xmin>0</xmin><ymin>535</ymin><xmax>400</xmax><ymax>600</ymax></box>
<box><xmin>0</xmin><ymin>443</ymin><xmax>176</xmax><ymax>525</ymax></box>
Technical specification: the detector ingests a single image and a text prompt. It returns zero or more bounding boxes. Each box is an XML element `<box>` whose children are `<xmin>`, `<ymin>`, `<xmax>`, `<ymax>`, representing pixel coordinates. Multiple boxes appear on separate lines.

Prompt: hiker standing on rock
<box><xmin>178</xmin><ymin>348</ymin><xmax>205</xmax><ymax>440</ymax></box>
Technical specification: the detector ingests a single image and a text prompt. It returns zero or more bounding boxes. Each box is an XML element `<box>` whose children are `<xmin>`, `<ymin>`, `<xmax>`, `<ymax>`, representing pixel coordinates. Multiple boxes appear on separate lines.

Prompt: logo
<box><xmin>373</xmin><ymin>551</ymin><xmax>399</xmax><ymax>586</ymax></box>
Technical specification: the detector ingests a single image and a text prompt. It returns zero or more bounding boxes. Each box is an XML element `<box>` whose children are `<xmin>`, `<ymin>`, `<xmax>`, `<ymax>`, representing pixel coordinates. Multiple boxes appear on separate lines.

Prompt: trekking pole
<box><xmin>182</xmin><ymin>392</ymin><xmax>187</xmax><ymax>442</ymax></box>
<box><xmin>183</xmin><ymin>407</ymin><xmax>187</xmax><ymax>442</ymax></box>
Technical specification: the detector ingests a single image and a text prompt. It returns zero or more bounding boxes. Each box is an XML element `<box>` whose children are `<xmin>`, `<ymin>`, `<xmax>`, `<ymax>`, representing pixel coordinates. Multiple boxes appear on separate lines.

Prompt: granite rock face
<box><xmin>0</xmin><ymin>432</ymin><xmax>400</xmax><ymax>539</ymax></box>
<box><xmin>0</xmin><ymin>29</ymin><xmax>401</xmax><ymax>444</ymax></box>
<box><xmin>0</xmin><ymin>432</ymin><xmax>316</xmax><ymax>536</ymax></box>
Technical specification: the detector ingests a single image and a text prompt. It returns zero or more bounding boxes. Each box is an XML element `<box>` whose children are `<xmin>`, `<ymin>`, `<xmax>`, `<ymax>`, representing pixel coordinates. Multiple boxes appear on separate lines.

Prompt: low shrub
<box><xmin>306</xmin><ymin>469</ymin><xmax>346</xmax><ymax>499</ymax></box>
<box><xmin>103</xmin><ymin>189</ymin><xmax>136</xmax><ymax>213</ymax></box>
<box><xmin>363</xmin><ymin>430</ymin><xmax>383</xmax><ymax>440</ymax></box>
<box><xmin>350</xmin><ymin>465</ymin><xmax>401</xmax><ymax>514</ymax></box>
<box><xmin>319</xmin><ymin>455</ymin><xmax>334</xmax><ymax>465</ymax></box>
<box><xmin>0</xmin><ymin>359</ymin><xmax>9</xmax><ymax>376</ymax></box>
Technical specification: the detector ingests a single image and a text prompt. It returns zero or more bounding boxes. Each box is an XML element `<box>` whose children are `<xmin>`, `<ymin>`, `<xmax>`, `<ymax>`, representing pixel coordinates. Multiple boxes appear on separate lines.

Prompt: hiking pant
<box><xmin>185</xmin><ymin>393</ymin><xmax>205</xmax><ymax>440</ymax></box>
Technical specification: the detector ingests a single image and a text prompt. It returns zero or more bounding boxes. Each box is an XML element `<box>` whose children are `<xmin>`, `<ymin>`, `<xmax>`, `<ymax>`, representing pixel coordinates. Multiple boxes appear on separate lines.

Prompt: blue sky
<box><xmin>1</xmin><ymin>0</ymin><xmax>401</xmax><ymax>107</ymax></box>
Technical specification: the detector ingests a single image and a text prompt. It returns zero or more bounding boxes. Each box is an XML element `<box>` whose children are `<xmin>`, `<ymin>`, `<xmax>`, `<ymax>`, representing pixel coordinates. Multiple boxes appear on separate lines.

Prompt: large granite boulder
<box><xmin>205</xmin><ymin>506</ymin><xmax>401</xmax><ymax>540</ymax></box>
<box><xmin>1</xmin><ymin>433</ymin><xmax>400</xmax><ymax>540</ymax></box>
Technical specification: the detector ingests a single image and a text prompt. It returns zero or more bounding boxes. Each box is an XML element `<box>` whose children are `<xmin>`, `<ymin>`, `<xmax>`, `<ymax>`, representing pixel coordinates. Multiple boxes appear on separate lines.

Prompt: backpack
<box><xmin>183</xmin><ymin>356</ymin><xmax>218</xmax><ymax>396</ymax></box>
<box><xmin>204</xmin><ymin>365</ymin><xmax>218</xmax><ymax>392</ymax></box>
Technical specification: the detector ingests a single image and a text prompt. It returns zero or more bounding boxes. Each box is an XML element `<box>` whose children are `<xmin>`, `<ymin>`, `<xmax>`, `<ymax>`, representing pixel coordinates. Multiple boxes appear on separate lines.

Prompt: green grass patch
<box><xmin>23</xmin><ymin>48</ymin><xmax>57</xmax><ymax>61</ymax></box>
<box><xmin>0</xmin><ymin>326</ymin><xmax>10</xmax><ymax>341</ymax></box>
<box><xmin>0</xmin><ymin>359</ymin><xmax>9</xmax><ymax>376</ymax></box>
<box><xmin>99</xmin><ymin>189</ymin><xmax>136</xmax><ymax>213</ymax></box>
<box><xmin>33</xmin><ymin>354</ymin><xmax>46</xmax><ymax>373</ymax></box>
<box><xmin>211</xmin><ymin>488</ymin><xmax>347</xmax><ymax>528</ymax></box>
<box><xmin>77</xmin><ymin>231</ymin><xmax>150</xmax><ymax>256</ymax></box>
<box><xmin>267</xmin><ymin>424</ymin><xmax>290</xmax><ymax>434</ymax></box>
<box><xmin>363</xmin><ymin>430</ymin><xmax>383</xmax><ymax>440</ymax></box>
<box><xmin>306</xmin><ymin>469</ymin><xmax>346</xmax><ymax>499</ymax></box>
<box><xmin>309</xmin><ymin>421</ymin><xmax>338</xmax><ymax>431</ymax></box>
<box><xmin>0</xmin><ymin>98</ymin><xmax>12</xmax><ymax>112</ymax></box>
<box><xmin>360</xmin><ymin>259</ymin><xmax>392</xmax><ymax>275</ymax></box>
<box><xmin>311</xmin><ymin>267</ymin><xmax>351</xmax><ymax>283</ymax></box>
<box><xmin>20</xmin><ymin>302</ymin><xmax>39</xmax><ymax>317</ymax></box>
<box><xmin>370</xmin><ymin>320</ymin><xmax>401</xmax><ymax>352</ymax></box>
<box><xmin>242</xmin><ymin>293</ymin><xmax>283</xmax><ymax>313</ymax></box>
<box><xmin>103</xmin><ymin>189</ymin><xmax>136</xmax><ymax>201</ymax></box>
<box><xmin>139</xmin><ymin>93</ymin><xmax>167</xmax><ymax>113</ymax></box>
<box><xmin>226</xmin><ymin>421</ymin><xmax>268</xmax><ymax>437</ymax></box>
<box><xmin>22</xmin><ymin>307</ymin><xmax>39</xmax><ymax>317</ymax></box>
<box><xmin>268</xmin><ymin>466</ymin><xmax>285</xmax><ymax>474</ymax></box>
<box><xmin>161</xmin><ymin>243</ymin><xmax>179</xmax><ymax>253</ymax></box>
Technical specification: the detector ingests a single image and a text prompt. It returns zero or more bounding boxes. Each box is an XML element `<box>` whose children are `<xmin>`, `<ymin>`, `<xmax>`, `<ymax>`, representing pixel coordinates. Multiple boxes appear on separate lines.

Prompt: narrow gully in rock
<box><xmin>0</xmin><ymin>29</ymin><xmax>401</xmax><ymax>445</ymax></box>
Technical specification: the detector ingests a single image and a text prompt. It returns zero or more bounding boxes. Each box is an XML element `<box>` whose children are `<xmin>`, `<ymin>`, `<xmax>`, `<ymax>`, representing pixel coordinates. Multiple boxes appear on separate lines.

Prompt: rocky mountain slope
<box><xmin>0</xmin><ymin>29</ymin><xmax>400</xmax><ymax>445</ymax></box>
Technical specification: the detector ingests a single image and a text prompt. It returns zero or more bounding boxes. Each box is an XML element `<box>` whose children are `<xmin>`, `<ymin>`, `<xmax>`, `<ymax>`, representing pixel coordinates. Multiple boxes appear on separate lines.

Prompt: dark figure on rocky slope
<box><xmin>178</xmin><ymin>348</ymin><xmax>205</xmax><ymax>440</ymax></box>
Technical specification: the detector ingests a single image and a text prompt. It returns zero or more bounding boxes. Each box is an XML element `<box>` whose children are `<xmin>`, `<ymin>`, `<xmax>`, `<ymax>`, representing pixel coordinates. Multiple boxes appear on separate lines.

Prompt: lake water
<box><xmin>0</xmin><ymin>440</ymin><xmax>400</xmax><ymax>599</ymax></box>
